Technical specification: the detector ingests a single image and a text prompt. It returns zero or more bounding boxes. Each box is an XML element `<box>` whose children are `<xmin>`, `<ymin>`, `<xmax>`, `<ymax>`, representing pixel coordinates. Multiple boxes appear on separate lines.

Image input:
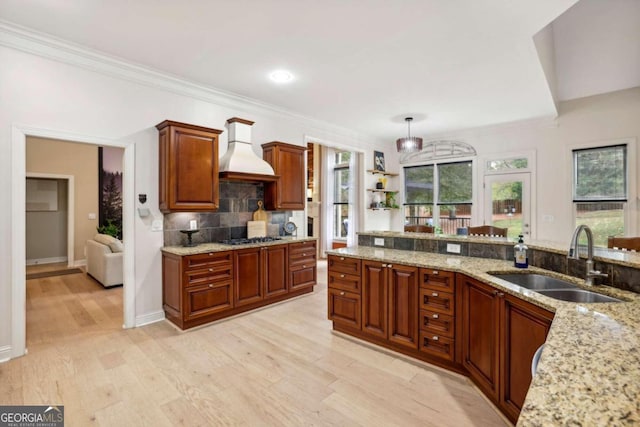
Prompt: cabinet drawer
<box><xmin>184</xmin><ymin>251</ymin><xmax>233</xmax><ymax>270</ymax></box>
<box><xmin>420</xmin><ymin>288</ymin><xmax>454</xmax><ymax>315</ymax></box>
<box><xmin>419</xmin><ymin>331</ymin><xmax>455</xmax><ymax>361</ymax></box>
<box><xmin>290</xmin><ymin>252</ymin><xmax>316</xmax><ymax>267</ymax></box>
<box><xmin>185</xmin><ymin>265</ymin><xmax>233</xmax><ymax>287</ymax></box>
<box><xmin>419</xmin><ymin>268</ymin><xmax>455</xmax><ymax>291</ymax></box>
<box><xmin>328</xmin><ymin>255</ymin><xmax>361</xmax><ymax>275</ymax></box>
<box><xmin>290</xmin><ymin>265</ymin><xmax>316</xmax><ymax>290</ymax></box>
<box><xmin>420</xmin><ymin>309</ymin><xmax>455</xmax><ymax>338</ymax></box>
<box><xmin>289</xmin><ymin>241</ymin><xmax>316</xmax><ymax>255</ymax></box>
<box><xmin>328</xmin><ymin>271</ymin><xmax>361</xmax><ymax>293</ymax></box>
<box><xmin>328</xmin><ymin>288</ymin><xmax>361</xmax><ymax>329</ymax></box>
<box><xmin>184</xmin><ymin>280</ymin><xmax>233</xmax><ymax>321</ymax></box>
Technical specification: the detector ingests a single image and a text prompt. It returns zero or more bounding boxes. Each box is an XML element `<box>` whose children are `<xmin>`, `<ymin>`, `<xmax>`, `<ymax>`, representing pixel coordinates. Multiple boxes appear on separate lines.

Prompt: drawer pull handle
<box><xmin>382</xmin><ymin>264</ymin><xmax>387</xmax><ymax>268</ymax></box>
<box><xmin>340</xmin><ymin>291</ymin><xmax>345</xmax><ymax>296</ymax></box>
<box><xmin>303</xmin><ymin>253</ymin><xmax>306</xmax><ymax>256</ymax></box>
<box><xmin>208</xmin><ymin>253</ymin><xmax>214</xmax><ymax>256</ymax></box>
<box><xmin>432</xmin><ymin>292</ymin><xmax>439</xmax><ymax>297</ymax></box>
<box><xmin>432</xmin><ymin>313</ymin><xmax>439</xmax><ymax>319</ymax></box>
<box><xmin>209</xmin><ymin>268</ymin><xmax>213</xmax><ymax>272</ymax></box>
<box><xmin>388</xmin><ymin>264</ymin><xmax>393</xmax><ymax>268</ymax></box>
<box><xmin>340</xmin><ymin>274</ymin><xmax>345</xmax><ymax>278</ymax></box>
<box><xmin>432</xmin><ymin>270</ymin><xmax>439</xmax><ymax>275</ymax></box>
<box><xmin>209</xmin><ymin>284</ymin><xmax>213</xmax><ymax>288</ymax></box>
<box><xmin>432</xmin><ymin>336</ymin><xmax>439</xmax><ymax>341</ymax></box>
<box><xmin>303</xmin><ymin>265</ymin><xmax>306</xmax><ymax>268</ymax></box>
<box><xmin>340</xmin><ymin>257</ymin><xmax>345</xmax><ymax>261</ymax></box>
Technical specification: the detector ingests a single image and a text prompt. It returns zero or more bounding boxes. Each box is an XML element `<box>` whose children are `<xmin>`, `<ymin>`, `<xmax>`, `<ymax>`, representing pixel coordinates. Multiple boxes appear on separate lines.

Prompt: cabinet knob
<box><xmin>340</xmin><ymin>274</ymin><xmax>345</xmax><ymax>278</ymax></box>
<box><xmin>340</xmin><ymin>257</ymin><xmax>345</xmax><ymax>261</ymax></box>
<box><xmin>498</xmin><ymin>292</ymin><xmax>505</xmax><ymax>297</ymax></box>
<box><xmin>432</xmin><ymin>292</ymin><xmax>439</xmax><ymax>297</ymax></box>
<box><xmin>303</xmin><ymin>265</ymin><xmax>306</xmax><ymax>268</ymax></box>
<box><xmin>388</xmin><ymin>264</ymin><xmax>393</xmax><ymax>268</ymax></box>
<box><xmin>208</xmin><ymin>284</ymin><xmax>213</xmax><ymax>288</ymax></box>
<box><xmin>432</xmin><ymin>336</ymin><xmax>439</xmax><ymax>341</ymax></box>
<box><xmin>208</xmin><ymin>253</ymin><xmax>214</xmax><ymax>256</ymax></box>
<box><xmin>432</xmin><ymin>270</ymin><xmax>439</xmax><ymax>275</ymax></box>
<box><xmin>209</xmin><ymin>268</ymin><xmax>213</xmax><ymax>272</ymax></box>
<box><xmin>340</xmin><ymin>291</ymin><xmax>345</xmax><ymax>296</ymax></box>
<box><xmin>432</xmin><ymin>313</ymin><xmax>439</xmax><ymax>319</ymax></box>
<box><xmin>382</xmin><ymin>264</ymin><xmax>387</xmax><ymax>268</ymax></box>
<box><xmin>303</xmin><ymin>253</ymin><xmax>306</xmax><ymax>256</ymax></box>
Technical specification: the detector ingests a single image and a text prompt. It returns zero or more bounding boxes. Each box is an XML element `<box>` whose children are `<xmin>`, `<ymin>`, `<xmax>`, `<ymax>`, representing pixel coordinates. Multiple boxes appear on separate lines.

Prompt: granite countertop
<box><xmin>326</xmin><ymin>246</ymin><xmax>640</xmax><ymax>426</ymax></box>
<box><xmin>162</xmin><ymin>236</ymin><xmax>317</xmax><ymax>256</ymax></box>
<box><xmin>357</xmin><ymin>230</ymin><xmax>640</xmax><ymax>268</ymax></box>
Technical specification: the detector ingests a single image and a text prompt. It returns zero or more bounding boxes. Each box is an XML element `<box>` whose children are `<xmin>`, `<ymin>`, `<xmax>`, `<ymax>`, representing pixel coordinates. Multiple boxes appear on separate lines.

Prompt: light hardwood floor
<box><xmin>2</xmin><ymin>261</ymin><xmax>509</xmax><ymax>426</ymax></box>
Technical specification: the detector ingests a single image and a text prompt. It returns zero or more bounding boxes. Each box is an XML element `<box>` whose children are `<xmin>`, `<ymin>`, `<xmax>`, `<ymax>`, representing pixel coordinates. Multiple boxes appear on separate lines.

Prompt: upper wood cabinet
<box><xmin>262</xmin><ymin>141</ymin><xmax>306</xmax><ymax>210</ymax></box>
<box><xmin>156</xmin><ymin>120</ymin><xmax>222</xmax><ymax>213</ymax></box>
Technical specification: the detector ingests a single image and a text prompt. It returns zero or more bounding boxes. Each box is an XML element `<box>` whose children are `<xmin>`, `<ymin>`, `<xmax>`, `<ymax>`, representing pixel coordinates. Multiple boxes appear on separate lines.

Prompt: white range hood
<box><xmin>219</xmin><ymin>117</ymin><xmax>276</xmax><ymax>179</ymax></box>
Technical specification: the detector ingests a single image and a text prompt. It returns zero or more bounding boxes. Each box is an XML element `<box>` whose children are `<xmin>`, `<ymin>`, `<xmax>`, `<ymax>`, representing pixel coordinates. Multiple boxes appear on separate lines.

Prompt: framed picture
<box><xmin>374</xmin><ymin>151</ymin><xmax>385</xmax><ymax>171</ymax></box>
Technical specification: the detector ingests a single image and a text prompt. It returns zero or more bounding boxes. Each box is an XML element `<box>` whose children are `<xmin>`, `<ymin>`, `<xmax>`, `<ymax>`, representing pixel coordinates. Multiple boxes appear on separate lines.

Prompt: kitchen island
<box><xmin>326</xmin><ymin>242</ymin><xmax>640</xmax><ymax>426</ymax></box>
<box><xmin>162</xmin><ymin>237</ymin><xmax>317</xmax><ymax>329</ymax></box>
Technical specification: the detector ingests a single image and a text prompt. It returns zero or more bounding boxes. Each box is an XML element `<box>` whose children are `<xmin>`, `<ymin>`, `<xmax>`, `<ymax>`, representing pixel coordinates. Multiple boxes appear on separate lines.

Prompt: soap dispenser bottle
<box><xmin>514</xmin><ymin>234</ymin><xmax>528</xmax><ymax>268</ymax></box>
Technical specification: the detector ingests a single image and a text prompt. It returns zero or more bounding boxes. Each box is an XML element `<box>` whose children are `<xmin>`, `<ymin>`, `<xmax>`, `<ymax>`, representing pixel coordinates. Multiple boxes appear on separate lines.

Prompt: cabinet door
<box><xmin>234</xmin><ymin>248</ymin><xmax>263</xmax><ymax>306</ymax></box>
<box><xmin>184</xmin><ymin>281</ymin><xmax>233</xmax><ymax>321</ymax></box>
<box><xmin>388</xmin><ymin>264</ymin><xmax>419</xmax><ymax>349</ymax></box>
<box><xmin>157</xmin><ymin>121</ymin><xmax>221</xmax><ymax>212</ymax></box>
<box><xmin>461</xmin><ymin>275</ymin><xmax>500</xmax><ymax>401</ymax></box>
<box><xmin>263</xmin><ymin>142</ymin><xmax>306</xmax><ymax>210</ymax></box>
<box><xmin>265</xmin><ymin>245</ymin><xmax>288</xmax><ymax>298</ymax></box>
<box><xmin>328</xmin><ymin>288</ymin><xmax>361</xmax><ymax>329</ymax></box>
<box><xmin>500</xmin><ymin>294</ymin><xmax>553</xmax><ymax>423</ymax></box>
<box><xmin>362</xmin><ymin>261</ymin><xmax>388</xmax><ymax>339</ymax></box>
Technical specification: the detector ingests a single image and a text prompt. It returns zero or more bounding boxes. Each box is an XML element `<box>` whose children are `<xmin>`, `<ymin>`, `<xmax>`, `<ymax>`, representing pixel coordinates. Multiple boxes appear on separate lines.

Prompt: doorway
<box><xmin>484</xmin><ymin>172</ymin><xmax>531</xmax><ymax>239</ymax></box>
<box><xmin>11</xmin><ymin>126</ymin><xmax>135</xmax><ymax>359</ymax></box>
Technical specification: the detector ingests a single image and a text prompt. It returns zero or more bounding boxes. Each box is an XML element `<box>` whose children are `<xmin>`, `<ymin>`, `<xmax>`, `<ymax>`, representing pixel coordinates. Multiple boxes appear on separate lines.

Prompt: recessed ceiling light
<box><xmin>269</xmin><ymin>70</ymin><xmax>294</xmax><ymax>83</ymax></box>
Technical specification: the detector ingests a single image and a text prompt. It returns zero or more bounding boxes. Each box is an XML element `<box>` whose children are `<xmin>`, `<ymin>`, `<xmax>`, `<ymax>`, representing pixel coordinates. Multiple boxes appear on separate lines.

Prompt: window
<box><xmin>404</xmin><ymin>161</ymin><xmax>472</xmax><ymax>234</ymax></box>
<box><xmin>573</xmin><ymin>145</ymin><xmax>627</xmax><ymax>246</ymax></box>
<box><xmin>333</xmin><ymin>151</ymin><xmax>351</xmax><ymax>239</ymax></box>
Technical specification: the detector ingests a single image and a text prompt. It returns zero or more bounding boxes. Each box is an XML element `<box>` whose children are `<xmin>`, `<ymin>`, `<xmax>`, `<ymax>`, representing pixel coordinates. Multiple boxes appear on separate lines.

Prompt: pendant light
<box><xmin>396</xmin><ymin>117</ymin><xmax>423</xmax><ymax>153</ymax></box>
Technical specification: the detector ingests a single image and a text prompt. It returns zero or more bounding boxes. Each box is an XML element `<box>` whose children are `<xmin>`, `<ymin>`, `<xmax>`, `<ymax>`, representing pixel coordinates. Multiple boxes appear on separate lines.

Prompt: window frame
<box><xmin>332</xmin><ymin>155</ymin><xmax>351</xmax><ymax>240</ymax></box>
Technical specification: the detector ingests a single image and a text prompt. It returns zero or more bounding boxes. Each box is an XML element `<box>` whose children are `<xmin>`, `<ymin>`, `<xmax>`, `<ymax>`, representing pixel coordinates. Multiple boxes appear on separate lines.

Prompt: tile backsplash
<box><xmin>163</xmin><ymin>181</ymin><xmax>291</xmax><ymax>246</ymax></box>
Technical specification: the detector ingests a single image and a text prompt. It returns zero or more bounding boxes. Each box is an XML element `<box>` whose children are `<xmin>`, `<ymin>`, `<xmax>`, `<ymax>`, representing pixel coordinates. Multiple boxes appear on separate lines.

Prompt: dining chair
<box><xmin>467</xmin><ymin>225</ymin><xmax>508</xmax><ymax>237</ymax></box>
<box><xmin>607</xmin><ymin>236</ymin><xmax>640</xmax><ymax>252</ymax></box>
<box><xmin>404</xmin><ymin>224</ymin><xmax>434</xmax><ymax>233</ymax></box>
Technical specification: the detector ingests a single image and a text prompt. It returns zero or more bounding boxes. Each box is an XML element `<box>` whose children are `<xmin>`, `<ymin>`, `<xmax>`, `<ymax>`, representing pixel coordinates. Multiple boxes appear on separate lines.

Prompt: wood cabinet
<box><xmin>388</xmin><ymin>264</ymin><xmax>419</xmax><ymax>349</ymax></box>
<box><xmin>499</xmin><ymin>293</ymin><xmax>553</xmax><ymax>423</ymax></box>
<box><xmin>289</xmin><ymin>241</ymin><xmax>317</xmax><ymax>290</ymax></box>
<box><xmin>162</xmin><ymin>240</ymin><xmax>315</xmax><ymax>330</ymax></box>
<box><xmin>262</xmin><ymin>142</ymin><xmax>306</xmax><ymax>210</ymax></box>
<box><xmin>419</xmin><ymin>268</ymin><xmax>457</xmax><ymax>361</ymax></box>
<box><xmin>162</xmin><ymin>250</ymin><xmax>234</xmax><ymax>329</ymax></box>
<box><xmin>156</xmin><ymin>120</ymin><xmax>222</xmax><ymax>213</ymax></box>
<box><xmin>362</xmin><ymin>260</ymin><xmax>388</xmax><ymax>339</ymax></box>
<box><xmin>460</xmin><ymin>274</ymin><xmax>553</xmax><ymax>423</ymax></box>
<box><xmin>328</xmin><ymin>255</ymin><xmax>362</xmax><ymax>329</ymax></box>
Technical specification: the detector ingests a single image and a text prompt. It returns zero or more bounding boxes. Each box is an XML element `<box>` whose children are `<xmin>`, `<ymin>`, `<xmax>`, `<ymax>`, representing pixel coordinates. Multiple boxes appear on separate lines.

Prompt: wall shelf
<box><xmin>367</xmin><ymin>189</ymin><xmax>396</xmax><ymax>193</ymax></box>
<box><xmin>366</xmin><ymin>169</ymin><xmax>398</xmax><ymax>177</ymax></box>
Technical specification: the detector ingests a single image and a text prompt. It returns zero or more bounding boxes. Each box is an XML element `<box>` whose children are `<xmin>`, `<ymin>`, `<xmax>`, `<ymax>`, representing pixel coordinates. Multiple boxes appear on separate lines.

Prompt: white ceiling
<box><xmin>3</xmin><ymin>0</ymin><xmax>633</xmax><ymax>142</ymax></box>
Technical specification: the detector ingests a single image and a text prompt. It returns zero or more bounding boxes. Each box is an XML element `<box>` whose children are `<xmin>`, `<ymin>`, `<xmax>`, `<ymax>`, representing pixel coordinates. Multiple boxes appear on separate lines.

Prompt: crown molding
<box><xmin>0</xmin><ymin>20</ymin><xmax>375</xmax><ymax>143</ymax></box>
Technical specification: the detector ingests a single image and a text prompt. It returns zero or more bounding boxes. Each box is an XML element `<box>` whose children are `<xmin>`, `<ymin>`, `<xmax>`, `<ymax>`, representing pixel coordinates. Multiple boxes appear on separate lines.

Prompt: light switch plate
<box><xmin>447</xmin><ymin>243</ymin><xmax>461</xmax><ymax>254</ymax></box>
<box><xmin>374</xmin><ymin>237</ymin><xmax>385</xmax><ymax>246</ymax></box>
<box><xmin>88</xmin><ymin>212</ymin><xmax>97</xmax><ymax>220</ymax></box>
<box><xmin>151</xmin><ymin>220</ymin><xmax>163</xmax><ymax>231</ymax></box>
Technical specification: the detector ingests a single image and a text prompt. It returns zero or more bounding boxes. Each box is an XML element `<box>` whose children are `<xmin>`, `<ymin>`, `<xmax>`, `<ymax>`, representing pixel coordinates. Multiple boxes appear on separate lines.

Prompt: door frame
<box><xmin>11</xmin><ymin>125</ymin><xmax>135</xmax><ymax>359</ymax></box>
<box><xmin>483</xmin><ymin>172</ymin><xmax>532</xmax><ymax>238</ymax></box>
<box><xmin>26</xmin><ymin>173</ymin><xmax>75</xmax><ymax>267</ymax></box>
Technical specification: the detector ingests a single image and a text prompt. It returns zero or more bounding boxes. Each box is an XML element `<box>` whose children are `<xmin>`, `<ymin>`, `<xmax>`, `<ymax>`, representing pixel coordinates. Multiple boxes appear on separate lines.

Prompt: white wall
<box><xmin>415</xmin><ymin>87</ymin><xmax>640</xmax><ymax>242</ymax></box>
<box><xmin>0</xmin><ymin>44</ymin><xmax>389</xmax><ymax>356</ymax></box>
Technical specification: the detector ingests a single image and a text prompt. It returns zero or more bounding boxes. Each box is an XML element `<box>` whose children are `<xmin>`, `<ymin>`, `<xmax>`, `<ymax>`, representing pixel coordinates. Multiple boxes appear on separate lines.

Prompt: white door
<box><xmin>484</xmin><ymin>173</ymin><xmax>531</xmax><ymax>239</ymax></box>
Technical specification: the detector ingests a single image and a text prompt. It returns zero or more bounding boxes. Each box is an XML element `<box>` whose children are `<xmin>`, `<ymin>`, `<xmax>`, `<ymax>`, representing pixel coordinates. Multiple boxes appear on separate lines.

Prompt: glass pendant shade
<box><xmin>396</xmin><ymin>117</ymin><xmax>423</xmax><ymax>153</ymax></box>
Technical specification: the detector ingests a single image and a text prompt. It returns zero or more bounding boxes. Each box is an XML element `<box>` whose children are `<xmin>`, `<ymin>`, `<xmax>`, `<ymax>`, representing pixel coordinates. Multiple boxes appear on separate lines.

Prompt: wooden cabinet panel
<box><xmin>419</xmin><ymin>268</ymin><xmax>455</xmax><ymax>291</ymax></box>
<box><xmin>420</xmin><ymin>288</ymin><xmax>455</xmax><ymax>316</ymax></box>
<box><xmin>362</xmin><ymin>261</ymin><xmax>388</xmax><ymax>339</ymax></box>
<box><xmin>500</xmin><ymin>294</ymin><xmax>553</xmax><ymax>423</ymax></box>
<box><xmin>265</xmin><ymin>245</ymin><xmax>288</xmax><ymax>298</ymax></box>
<box><xmin>420</xmin><ymin>331</ymin><xmax>455</xmax><ymax>361</ymax></box>
<box><xmin>328</xmin><ymin>288</ymin><xmax>361</xmax><ymax>329</ymax></box>
<box><xmin>184</xmin><ymin>281</ymin><xmax>233</xmax><ymax>320</ymax></box>
<box><xmin>388</xmin><ymin>264</ymin><xmax>419</xmax><ymax>349</ymax></box>
<box><xmin>234</xmin><ymin>248</ymin><xmax>264</xmax><ymax>306</ymax></box>
<box><xmin>420</xmin><ymin>309</ymin><xmax>455</xmax><ymax>338</ymax></box>
<box><xmin>156</xmin><ymin>120</ymin><xmax>222</xmax><ymax>212</ymax></box>
<box><xmin>461</xmin><ymin>275</ymin><xmax>501</xmax><ymax>401</ymax></box>
<box><xmin>262</xmin><ymin>142</ymin><xmax>306</xmax><ymax>210</ymax></box>
<box><xmin>162</xmin><ymin>254</ymin><xmax>181</xmax><ymax>315</ymax></box>
<box><xmin>328</xmin><ymin>271</ymin><xmax>360</xmax><ymax>293</ymax></box>
<box><xmin>289</xmin><ymin>241</ymin><xmax>316</xmax><ymax>290</ymax></box>
<box><xmin>328</xmin><ymin>255</ymin><xmax>361</xmax><ymax>275</ymax></box>
<box><xmin>185</xmin><ymin>251</ymin><xmax>233</xmax><ymax>270</ymax></box>
<box><xmin>290</xmin><ymin>265</ymin><xmax>316</xmax><ymax>290</ymax></box>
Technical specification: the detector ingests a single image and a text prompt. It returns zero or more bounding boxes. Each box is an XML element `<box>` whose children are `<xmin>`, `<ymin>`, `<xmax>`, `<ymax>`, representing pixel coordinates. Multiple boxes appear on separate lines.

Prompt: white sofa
<box><xmin>86</xmin><ymin>234</ymin><xmax>123</xmax><ymax>288</ymax></box>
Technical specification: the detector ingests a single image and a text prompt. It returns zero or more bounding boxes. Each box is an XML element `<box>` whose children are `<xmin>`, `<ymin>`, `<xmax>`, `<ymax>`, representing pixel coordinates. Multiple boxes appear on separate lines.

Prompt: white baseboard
<box><xmin>135</xmin><ymin>310</ymin><xmax>165</xmax><ymax>327</ymax></box>
<box><xmin>0</xmin><ymin>345</ymin><xmax>12</xmax><ymax>363</ymax></box>
<box><xmin>73</xmin><ymin>259</ymin><xmax>87</xmax><ymax>267</ymax></box>
<box><xmin>26</xmin><ymin>256</ymin><xmax>68</xmax><ymax>266</ymax></box>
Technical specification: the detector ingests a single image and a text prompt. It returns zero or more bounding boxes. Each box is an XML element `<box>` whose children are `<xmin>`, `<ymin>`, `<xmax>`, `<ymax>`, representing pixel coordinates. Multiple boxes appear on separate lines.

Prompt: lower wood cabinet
<box><xmin>289</xmin><ymin>241</ymin><xmax>317</xmax><ymax>290</ymax></box>
<box><xmin>328</xmin><ymin>258</ymin><xmax>554</xmax><ymax>425</ymax></box>
<box><xmin>162</xmin><ymin>240</ymin><xmax>316</xmax><ymax>330</ymax></box>
<box><xmin>460</xmin><ymin>274</ymin><xmax>553</xmax><ymax>424</ymax></box>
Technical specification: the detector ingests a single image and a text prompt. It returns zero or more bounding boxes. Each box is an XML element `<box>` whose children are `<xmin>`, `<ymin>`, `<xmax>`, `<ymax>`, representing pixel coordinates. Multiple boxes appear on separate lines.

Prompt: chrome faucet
<box><xmin>568</xmin><ymin>225</ymin><xmax>608</xmax><ymax>286</ymax></box>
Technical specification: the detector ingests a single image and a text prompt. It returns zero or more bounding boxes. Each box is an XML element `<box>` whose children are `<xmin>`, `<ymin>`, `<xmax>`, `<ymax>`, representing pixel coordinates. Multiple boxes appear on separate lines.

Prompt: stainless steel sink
<box><xmin>491</xmin><ymin>273</ymin><xmax>579</xmax><ymax>290</ymax></box>
<box><xmin>536</xmin><ymin>289</ymin><xmax>622</xmax><ymax>303</ymax></box>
